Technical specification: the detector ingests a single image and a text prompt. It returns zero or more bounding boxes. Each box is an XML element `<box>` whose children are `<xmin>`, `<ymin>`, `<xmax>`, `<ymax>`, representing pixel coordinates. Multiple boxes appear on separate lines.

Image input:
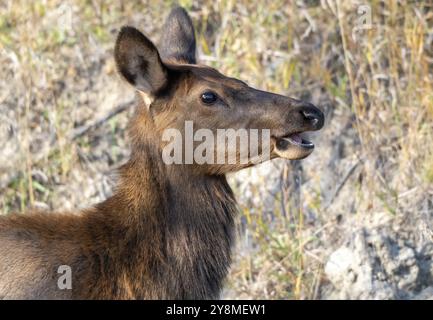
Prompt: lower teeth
<box><xmin>276</xmin><ymin>137</ymin><xmax>314</xmax><ymax>149</ymax></box>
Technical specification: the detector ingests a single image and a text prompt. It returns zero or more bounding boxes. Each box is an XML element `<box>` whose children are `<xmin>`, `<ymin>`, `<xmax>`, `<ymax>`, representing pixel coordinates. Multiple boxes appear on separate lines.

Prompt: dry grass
<box><xmin>0</xmin><ymin>0</ymin><xmax>432</xmax><ymax>299</ymax></box>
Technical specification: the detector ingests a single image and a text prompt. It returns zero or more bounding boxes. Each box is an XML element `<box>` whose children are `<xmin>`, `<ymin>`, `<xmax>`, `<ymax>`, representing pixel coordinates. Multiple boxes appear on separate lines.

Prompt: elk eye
<box><xmin>201</xmin><ymin>91</ymin><xmax>218</xmax><ymax>105</ymax></box>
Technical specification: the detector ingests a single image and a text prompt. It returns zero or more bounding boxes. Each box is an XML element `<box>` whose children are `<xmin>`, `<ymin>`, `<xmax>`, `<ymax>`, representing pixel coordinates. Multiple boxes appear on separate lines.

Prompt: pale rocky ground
<box><xmin>1</xmin><ymin>1</ymin><xmax>432</xmax><ymax>299</ymax></box>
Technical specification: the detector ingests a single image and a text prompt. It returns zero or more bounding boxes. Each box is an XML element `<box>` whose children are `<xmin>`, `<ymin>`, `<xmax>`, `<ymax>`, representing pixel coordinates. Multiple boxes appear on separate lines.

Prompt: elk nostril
<box><xmin>301</xmin><ymin>109</ymin><xmax>318</xmax><ymax>125</ymax></box>
<box><xmin>300</xmin><ymin>105</ymin><xmax>324</xmax><ymax>129</ymax></box>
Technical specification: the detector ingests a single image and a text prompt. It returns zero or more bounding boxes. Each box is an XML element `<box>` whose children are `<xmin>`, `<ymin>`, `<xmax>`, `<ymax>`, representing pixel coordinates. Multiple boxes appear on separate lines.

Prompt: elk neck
<box><xmin>94</xmin><ymin>98</ymin><xmax>238</xmax><ymax>298</ymax></box>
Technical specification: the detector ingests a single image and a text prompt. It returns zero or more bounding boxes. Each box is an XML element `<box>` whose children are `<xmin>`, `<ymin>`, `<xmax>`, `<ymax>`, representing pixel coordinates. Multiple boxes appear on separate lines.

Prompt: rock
<box><xmin>324</xmin><ymin>228</ymin><xmax>433</xmax><ymax>299</ymax></box>
<box><xmin>412</xmin><ymin>287</ymin><xmax>433</xmax><ymax>300</ymax></box>
<box><xmin>325</xmin><ymin>247</ymin><xmax>355</xmax><ymax>284</ymax></box>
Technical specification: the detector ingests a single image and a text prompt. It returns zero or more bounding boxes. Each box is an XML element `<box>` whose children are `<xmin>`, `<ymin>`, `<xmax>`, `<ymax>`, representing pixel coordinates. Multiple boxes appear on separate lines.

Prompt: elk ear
<box><xmin>115</xmin><ymin>26</ymin><xmax>167</xmax><ymax>96</ymax></box>
<box><xmin>159</xmin><ymin>6</ymin><xmax>196</xmax><ymax>64</ymax></box>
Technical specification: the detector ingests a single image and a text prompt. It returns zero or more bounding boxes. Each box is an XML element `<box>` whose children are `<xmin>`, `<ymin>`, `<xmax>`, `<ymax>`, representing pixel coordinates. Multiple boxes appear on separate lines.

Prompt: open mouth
<box><xmin>272</xmin><ymin>132</ymin><xmax>315</xmax><ymax>160</ymax></box>
<box><xmin>275</xmin><ymin>133</ymin><xmax>314</xmax><ymax>150</ymax></box>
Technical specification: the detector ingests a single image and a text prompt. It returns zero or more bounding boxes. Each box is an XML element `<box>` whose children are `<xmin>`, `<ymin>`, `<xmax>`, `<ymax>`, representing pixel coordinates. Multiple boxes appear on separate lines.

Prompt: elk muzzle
<box><xmin>272</xmin><ymin>102</ymin><xmax>324</xmax><ymax>160</ymax></box>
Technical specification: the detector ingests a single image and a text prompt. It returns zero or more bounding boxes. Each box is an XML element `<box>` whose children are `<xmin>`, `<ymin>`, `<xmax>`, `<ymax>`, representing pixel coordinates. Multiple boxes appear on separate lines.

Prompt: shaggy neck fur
<box><xmin>86</xmin><ymin>101</ymin><xmax>237</xmax><ymax>299</ymax></box>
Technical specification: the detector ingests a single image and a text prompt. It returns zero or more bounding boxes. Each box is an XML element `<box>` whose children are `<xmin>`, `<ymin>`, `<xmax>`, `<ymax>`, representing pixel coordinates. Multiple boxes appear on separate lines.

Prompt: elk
<box><xmin>0</xmin><ymin>7</ymin><xmax>324</xmax><ymax>299</ymax></box>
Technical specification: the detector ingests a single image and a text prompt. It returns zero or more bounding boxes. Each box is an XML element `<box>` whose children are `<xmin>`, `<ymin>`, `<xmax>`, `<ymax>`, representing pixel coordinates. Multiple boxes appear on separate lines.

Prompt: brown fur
<box><xmin>0</xmin><ymin>7</ymin><xmax>324</xmax><ymax>299</ymax></box>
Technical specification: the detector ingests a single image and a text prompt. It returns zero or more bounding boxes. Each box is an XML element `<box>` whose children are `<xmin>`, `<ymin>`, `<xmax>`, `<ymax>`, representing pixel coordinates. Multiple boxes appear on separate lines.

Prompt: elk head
<box><xmin>114</xmin><ymin>7</ymin><xmax>324</xmax><ymax>175</ymax></box>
